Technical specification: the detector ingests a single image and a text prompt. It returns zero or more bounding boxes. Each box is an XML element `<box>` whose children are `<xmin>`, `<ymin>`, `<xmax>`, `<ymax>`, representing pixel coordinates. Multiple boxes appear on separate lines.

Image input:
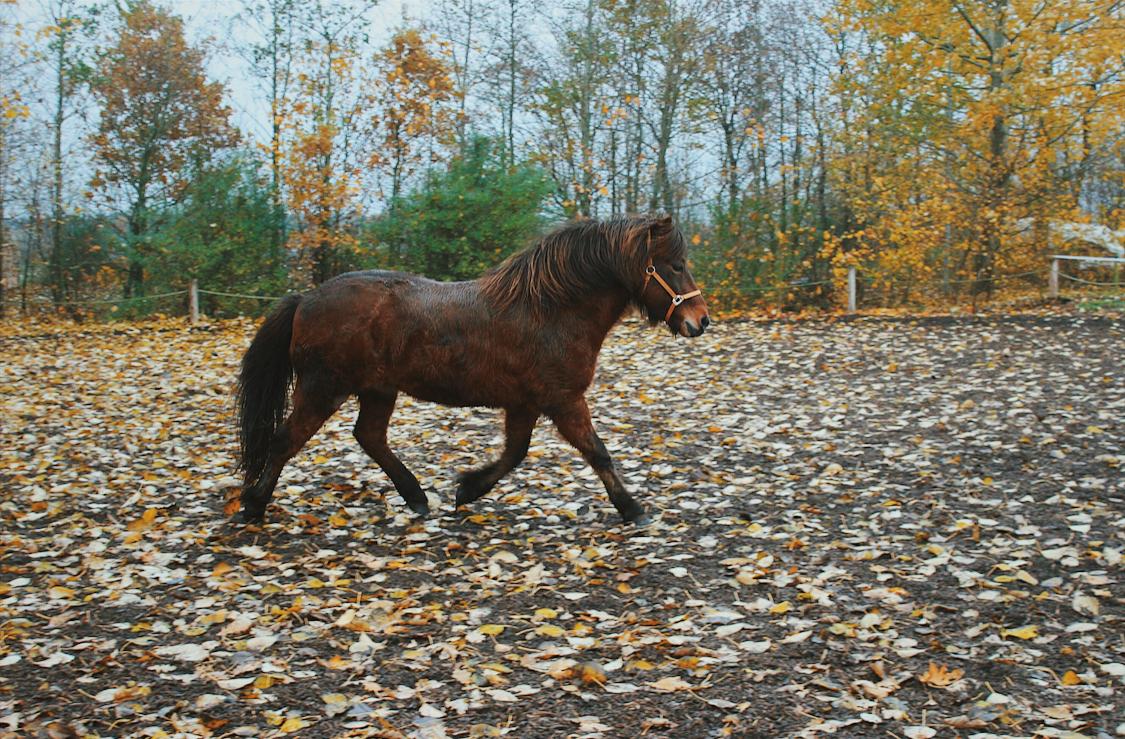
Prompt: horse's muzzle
<box><xmin>679</xmin><ymin>315</ymin><xmax>709</xmax><ymax>338</ymax></box>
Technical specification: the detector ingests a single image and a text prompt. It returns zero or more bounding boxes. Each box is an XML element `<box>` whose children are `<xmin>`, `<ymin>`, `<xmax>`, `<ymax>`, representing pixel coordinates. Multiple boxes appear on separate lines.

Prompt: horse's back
<box><xmin>289</xmin><ymin>270</ymin><xmax>487</xmax><ymax>397</ymax></box>
<box><xmin>287</xmin><ymin>269</ymin><xmax>596</xmax><ymax>408</ymax></box>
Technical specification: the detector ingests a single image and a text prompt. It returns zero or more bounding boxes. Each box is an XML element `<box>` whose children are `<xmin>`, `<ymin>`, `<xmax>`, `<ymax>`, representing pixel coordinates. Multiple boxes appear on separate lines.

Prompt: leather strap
<box><xmin>644</xmin><ymin>263</ymin><xmax>702</xmax><ymax>322</ymax></box>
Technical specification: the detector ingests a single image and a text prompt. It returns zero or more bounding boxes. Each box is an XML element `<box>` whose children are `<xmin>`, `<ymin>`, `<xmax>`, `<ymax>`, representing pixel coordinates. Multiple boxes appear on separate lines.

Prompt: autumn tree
<box><xmin>484</xmin><ymin>0</ymin><xmax>534</xmax><ymax>167</ymax></box>
<box><xmin>432</xmin><ymin>0</ymin><xmax>489</xmax><ymax>145</ymax></box>
<box><xmin>533</xmin><ymin>0</ymin><xmax>617</xmax><ymax>217</ymax></box>
<box><xmin>282</xmin><ymin>0</ymin><xmax>374</xmax><ymax>285</ymax></box>
<box><xmin>41</xmin><ymin>0</ymin><xmax>98</xmax><ymax>306</ymax></box>
<box><xmin>0</xmin><ymin>0</ymin><xmax>31</xmax><ymax>316</ymax></box>
<box><xmin>88</xmin><ymin>1</ymin><xmax>238</xmax><ymax>297</ymax></box>
<box><xmin>370</xmin><ymin>27</ymin><xmax>459</xmax><ymax>207</ymax></box>
<box><xmin>829</xmin><ymin>0</ymin><xmax>1125</xmax><ymax>299</ymax></box>
<box><xmin>239</xmin><ymin>0</ymin><xmax>298</xmax><ymax>256</ymax></box>
<box><xmin>699</xmin><ymin>0</ymin><xmax>769</xmax><ymax>217</ymax></box>
<box><xmin>619</xmin><ymin>0</ymin><xmax>701</xmax><ymax>215</ymax></box>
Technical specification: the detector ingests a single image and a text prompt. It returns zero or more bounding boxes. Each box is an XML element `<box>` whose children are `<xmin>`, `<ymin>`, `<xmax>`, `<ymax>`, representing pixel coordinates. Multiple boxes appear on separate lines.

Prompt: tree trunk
<box><xmin>52</xmin><ymin>27</ymin><xmax>66</xmax><ymax>306</ymax></box>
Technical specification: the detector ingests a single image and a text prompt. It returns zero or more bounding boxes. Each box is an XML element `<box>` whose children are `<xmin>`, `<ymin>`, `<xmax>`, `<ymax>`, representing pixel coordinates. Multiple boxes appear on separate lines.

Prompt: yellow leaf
<box><xmin>769</xmin><ymin>601</ymin><xmax>792</xmax><ymax>615</ymax></box>
<box><xmin>1000</xmin><ymin>624</ymin><xmax>1039</xmax><ymax>640</ymax></box>
<box><xmin>210</xmin><ymin>562</ymin><xmax>234</xmax><ymax>578</ymax></box>
<box><xmin>1060</xmin><ymin>670</ymin><xmax>1082</xmax><ymax>686</ymax></box>
<box><xmin>279</xmin><ymin>717</ymin><xmax>307</xmax><ymax>733</ymax></box>
<box><xmin>478</xmin><ymin>624</ymin><xmax>505</xmax><ymax>636</ymax></box>
<box><xmin>536</xmin><ymin>624</ymin><xmax>566</xmax><ymax>638</ymax></box>
<box><xmin>534</xmin><ymin>608</ymin><xmax>558</xmax><ymax>620</ymax></box>
<box><xmin>578</xmin><ymin>662</ymin><xmax>607</xmax><ymax>685</ymax></box>
<box><xmin>127</xmin><ymin>507</ymin><xmax>158</xmax><ymax>532</ymax></box>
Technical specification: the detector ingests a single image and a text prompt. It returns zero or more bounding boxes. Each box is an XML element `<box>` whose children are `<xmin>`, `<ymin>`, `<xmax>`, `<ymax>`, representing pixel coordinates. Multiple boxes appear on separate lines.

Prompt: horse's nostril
<box><xmin>701</xmin><ymin>315</ymin><xmax>711</xmax><ymax>329</ymax></box>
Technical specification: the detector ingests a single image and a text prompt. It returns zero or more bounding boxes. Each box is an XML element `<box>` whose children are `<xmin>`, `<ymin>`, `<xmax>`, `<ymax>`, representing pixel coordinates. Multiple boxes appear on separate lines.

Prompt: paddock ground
<box><xmin>0</xmin><ymin>312</ymin><xmax>1121</xmax><ymax>738</ymax></box>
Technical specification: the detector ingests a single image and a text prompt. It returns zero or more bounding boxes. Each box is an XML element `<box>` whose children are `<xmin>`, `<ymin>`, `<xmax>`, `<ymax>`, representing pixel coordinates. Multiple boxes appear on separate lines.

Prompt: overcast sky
<box><xmin>170</xmin><ymin>0</ymin><xmax>433</xmax><ymax>143</ymax></box>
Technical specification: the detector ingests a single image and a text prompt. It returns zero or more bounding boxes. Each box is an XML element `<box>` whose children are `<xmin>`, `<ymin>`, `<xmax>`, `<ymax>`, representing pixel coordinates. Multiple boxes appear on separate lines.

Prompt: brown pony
<box><xmin>236</xmin><ymin>214</ymin><xmax>709</xmax><ymax>525</ymax></box>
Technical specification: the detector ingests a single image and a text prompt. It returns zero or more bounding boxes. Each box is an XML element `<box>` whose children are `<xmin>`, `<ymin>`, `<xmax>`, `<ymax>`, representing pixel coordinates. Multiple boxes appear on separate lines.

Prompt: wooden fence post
<box><xmin>1048</xmin><ymin>258</ymin><xmax>1059</xmax><ymax>299</ymax></box>
<box><xmin>189</xmin><ymin>279</ymin><xmax>200</xmax><ymax>324</ymax></box>
<box><xmin>847</xmin><ymin>267</ymin><xmax>857</xmax><ymax>314</ymax></box>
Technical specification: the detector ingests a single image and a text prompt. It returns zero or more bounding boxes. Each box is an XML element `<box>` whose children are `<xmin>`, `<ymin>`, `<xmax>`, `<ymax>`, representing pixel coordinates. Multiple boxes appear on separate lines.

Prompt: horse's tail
<box><xmin>237</xmin><ymin>295</ymin><xmax>301</xmax><ymax>486</ymax></box>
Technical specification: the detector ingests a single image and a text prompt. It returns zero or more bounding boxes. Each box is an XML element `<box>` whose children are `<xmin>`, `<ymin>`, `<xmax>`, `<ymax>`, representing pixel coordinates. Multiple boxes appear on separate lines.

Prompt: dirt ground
<box><xmin>0</xmin><ymin>312</ymin><xmax>1121</xmax><ymax>738</ymax></box>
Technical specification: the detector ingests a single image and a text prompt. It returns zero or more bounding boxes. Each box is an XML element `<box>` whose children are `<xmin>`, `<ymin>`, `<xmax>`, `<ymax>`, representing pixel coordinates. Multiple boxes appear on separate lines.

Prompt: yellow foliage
<box><xmin>824</xmin><ymin>0</ymin><xmax>1123</xmax><ymax>306</ymax></box>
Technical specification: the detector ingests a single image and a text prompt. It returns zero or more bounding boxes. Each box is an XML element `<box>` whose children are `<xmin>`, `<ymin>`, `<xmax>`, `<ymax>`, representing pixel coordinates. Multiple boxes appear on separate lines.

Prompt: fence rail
<box><xmin>1049</xmin><ymin>254</ymin><xmax>1124</xmax><ymax>298</ymax></box>
<box><xmin>2</xmin><ymin>256</ymin><xmax>1121</xmax><ymax>321</ymax></box>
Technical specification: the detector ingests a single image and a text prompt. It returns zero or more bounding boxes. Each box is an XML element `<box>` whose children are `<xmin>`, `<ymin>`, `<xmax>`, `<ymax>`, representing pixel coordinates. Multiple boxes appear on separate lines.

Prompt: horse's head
<box><xmin>638</xmin><ymin>215</ymin><xmax>710</xmax><ymax>338</ymax></box>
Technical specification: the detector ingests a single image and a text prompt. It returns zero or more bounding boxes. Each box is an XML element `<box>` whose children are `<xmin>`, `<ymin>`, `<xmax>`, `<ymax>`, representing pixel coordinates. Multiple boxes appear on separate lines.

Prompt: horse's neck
<box><xmin>560</xmin><ymin>290</ymin><xmax>632</xmax><ymax>349</ymax></box>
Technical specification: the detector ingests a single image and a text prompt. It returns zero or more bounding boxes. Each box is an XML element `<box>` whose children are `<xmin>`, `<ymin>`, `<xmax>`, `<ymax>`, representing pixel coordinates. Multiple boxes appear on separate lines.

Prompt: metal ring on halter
<box><xmin>646</xmin><ymin>265</ymin><xmax>656</xmax><ymax>275</ymax></box>
<box><xmin>672</xmin><ymin>295</ymin><xmax>684</xmax><ymax>305</ymax></box>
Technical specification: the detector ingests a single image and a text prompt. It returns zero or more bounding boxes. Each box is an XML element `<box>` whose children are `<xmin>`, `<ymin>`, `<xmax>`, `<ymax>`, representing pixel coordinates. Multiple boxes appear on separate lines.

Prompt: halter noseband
<box><xmin>643</xmin><ymin>263</ymin><xmax>702</xmax><ymax>322</ymax></box>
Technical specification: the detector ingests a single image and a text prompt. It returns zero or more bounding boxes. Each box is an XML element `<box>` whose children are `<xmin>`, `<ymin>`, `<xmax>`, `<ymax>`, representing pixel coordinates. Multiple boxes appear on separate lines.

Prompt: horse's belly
<box><xmin>396</xmin><ymin>368</ymin><xmax>515</xmax><ymax>409</ymax></box>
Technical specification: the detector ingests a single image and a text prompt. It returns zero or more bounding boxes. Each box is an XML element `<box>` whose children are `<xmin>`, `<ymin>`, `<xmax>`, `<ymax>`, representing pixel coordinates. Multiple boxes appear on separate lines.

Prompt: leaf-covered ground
<box><xmin>0</xmin><ymin>313</ymin><xmax>1122</xmax><ymax>739</ymax></box>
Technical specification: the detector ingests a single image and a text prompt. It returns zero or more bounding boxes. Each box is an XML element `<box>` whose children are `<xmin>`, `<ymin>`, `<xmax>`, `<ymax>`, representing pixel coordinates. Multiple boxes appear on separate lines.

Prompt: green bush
<box><xmin>149</xmin><ymin>156</ymin><xmax>288</xmax><ymax>315</ymax></box>
<box><xmin>367</xmin><ymin>137</ymin><xmax>552</xmax><ymax>280</ymax></box>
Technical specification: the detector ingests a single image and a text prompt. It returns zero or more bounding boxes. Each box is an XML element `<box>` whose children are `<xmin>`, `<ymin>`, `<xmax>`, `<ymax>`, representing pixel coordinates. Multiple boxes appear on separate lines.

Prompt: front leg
<box><xmin>549</xmin><ymin>399</ymin><xmax>648</xmax><ymax>524</ymax></box>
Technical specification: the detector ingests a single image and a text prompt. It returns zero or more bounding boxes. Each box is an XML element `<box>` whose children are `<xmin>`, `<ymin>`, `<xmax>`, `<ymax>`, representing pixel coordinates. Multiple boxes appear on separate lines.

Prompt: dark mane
<box><xmin>480</xmin><ymin>215</ymin><xmax>686</xmax><ymax>314</ymax></box>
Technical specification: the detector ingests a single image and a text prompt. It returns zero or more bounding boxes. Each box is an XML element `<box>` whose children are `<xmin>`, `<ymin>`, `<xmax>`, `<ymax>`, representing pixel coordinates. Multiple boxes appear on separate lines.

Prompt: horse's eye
<box><xmin>671</xmin><ymin>263</ymin><xmax>684</xmax><ymax>273</ymax></box>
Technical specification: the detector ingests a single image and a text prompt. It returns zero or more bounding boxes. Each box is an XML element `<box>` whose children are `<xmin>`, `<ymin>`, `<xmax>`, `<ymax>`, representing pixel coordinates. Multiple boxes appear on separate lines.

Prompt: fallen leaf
<box><xmin>918</xmin><ymin>662</ymin><xmax>964</xmax><ymax>688</ymax></box>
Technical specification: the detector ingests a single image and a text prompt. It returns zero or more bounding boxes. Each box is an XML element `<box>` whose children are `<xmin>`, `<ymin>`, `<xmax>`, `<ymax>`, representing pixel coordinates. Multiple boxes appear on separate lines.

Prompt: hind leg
<box><xmin>239</xmin><ymin>380</ymin><xmax>343</xmax><ymax>522</ymax></box>
<box><xmin>354</xmin><ymin>392</ymin><xmax>429</xmax><ymax>517</ymax></box>
<box><xmin>456</xmin><ymin>407</ymin><xmax>538</xmax><ymax>507</ymax></box>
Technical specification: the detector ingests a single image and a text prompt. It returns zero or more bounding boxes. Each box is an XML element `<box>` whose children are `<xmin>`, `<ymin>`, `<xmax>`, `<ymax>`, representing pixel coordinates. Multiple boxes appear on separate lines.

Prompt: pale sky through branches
<box><xmin>170</xmin><ymin>0</ymin><xmax>433</xmax><ymax>144</ymax></box>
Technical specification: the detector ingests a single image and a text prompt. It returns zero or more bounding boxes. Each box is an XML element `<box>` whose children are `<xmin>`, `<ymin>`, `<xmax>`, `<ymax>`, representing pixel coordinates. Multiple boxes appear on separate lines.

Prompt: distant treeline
<box><xmin>0</xmin><ymin>0</ymin><xmax>1121</xmax><ymax>317</ymax></box>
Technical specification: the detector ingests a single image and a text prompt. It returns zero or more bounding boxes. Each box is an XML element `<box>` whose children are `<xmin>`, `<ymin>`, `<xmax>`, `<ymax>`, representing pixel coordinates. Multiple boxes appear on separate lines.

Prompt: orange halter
<box><xmin>642</xmin><ymin>230</ymin><xmax>701</xmax><ymax>322</ymax></box>
<box><xmin>643</xmin><ymin>263</ymin><xmax>702</xmax><ymax>322</ymax></box>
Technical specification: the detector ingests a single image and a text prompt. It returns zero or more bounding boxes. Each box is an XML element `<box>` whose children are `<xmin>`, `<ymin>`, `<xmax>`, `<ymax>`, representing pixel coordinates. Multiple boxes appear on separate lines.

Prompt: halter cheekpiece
<box><xmin>643</xmin><ymin>262</ymin><xmax>702</xmax><ymax>322</ymax></box>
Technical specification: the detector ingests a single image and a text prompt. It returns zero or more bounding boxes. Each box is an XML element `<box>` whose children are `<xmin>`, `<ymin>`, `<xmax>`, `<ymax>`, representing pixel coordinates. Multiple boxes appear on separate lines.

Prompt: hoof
<box><xmin>620</xmin><ymin>506</ymin><xmax>651</xmax><ymax>526</ymax></box>
<box><xmin>234</xmin><ymin>507</ymin><xmax>265</xmax><ymax>525</ymax></box>
<box><xmin>405</xmin><ymin>497</ymin><xmax>430</xmax><ymax>518</ymax></box>
<box><xmin>454</xmin><ymin>485</ymin><xmax>474</xmax><ymax>508</ymax></box>
<box><xmin>454</xmin><ymin>473</ymin><xmax>486</xmax><ymax>508</ymax></box>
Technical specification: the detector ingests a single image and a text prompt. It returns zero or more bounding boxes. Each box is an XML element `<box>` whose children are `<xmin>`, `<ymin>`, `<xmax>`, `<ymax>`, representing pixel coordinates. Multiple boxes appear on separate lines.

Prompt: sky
<box><xmin>169</xmin><ymin>0</ymin><xmax>432</xmax><ymax>143</ymax></box>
